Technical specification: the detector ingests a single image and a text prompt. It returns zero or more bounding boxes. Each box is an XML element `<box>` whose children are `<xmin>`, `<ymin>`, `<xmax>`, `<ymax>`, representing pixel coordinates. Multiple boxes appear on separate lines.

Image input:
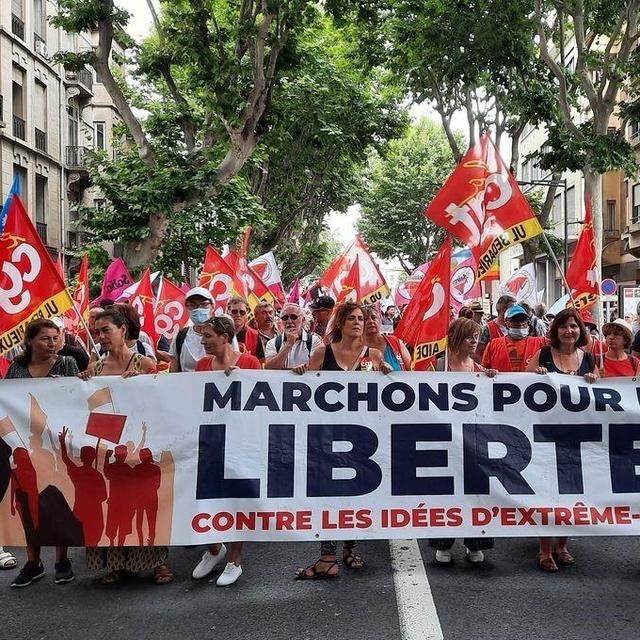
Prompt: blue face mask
<box><xmin>189</xmin><ymin>308</ymin><xmax>210</xmax><ymax>325</ymax></box>
<box><xmin>508</xmin><ymin>327</ymin><xmax>529</xmax><ymax>340</ymax></box>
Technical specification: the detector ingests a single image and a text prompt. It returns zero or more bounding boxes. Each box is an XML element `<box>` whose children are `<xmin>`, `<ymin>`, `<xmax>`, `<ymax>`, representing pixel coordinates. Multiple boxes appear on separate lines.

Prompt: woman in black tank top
<box><xmin>295</xmin><ymin>303</ymin><xmax>389</xmax><ymax>580</ymax></box>
<box><xmin>525</xmin><ymin>309</ymin><xmax>598</xmax><ymax>573</ymax></box>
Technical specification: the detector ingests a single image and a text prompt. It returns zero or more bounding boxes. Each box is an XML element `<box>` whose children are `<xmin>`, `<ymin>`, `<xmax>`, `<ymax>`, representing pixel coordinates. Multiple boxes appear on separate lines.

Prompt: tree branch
<box><xmin>573</xmin><ymin>0</ymin><xmax>601</xmax><ymax>118</ymax></box>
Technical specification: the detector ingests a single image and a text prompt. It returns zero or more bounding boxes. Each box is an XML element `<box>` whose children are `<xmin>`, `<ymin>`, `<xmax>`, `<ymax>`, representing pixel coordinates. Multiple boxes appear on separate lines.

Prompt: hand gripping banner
<box><xmin>2</xmin><ymin>371</ymin><xmax>640</xmax><ymax>546</ymax></box>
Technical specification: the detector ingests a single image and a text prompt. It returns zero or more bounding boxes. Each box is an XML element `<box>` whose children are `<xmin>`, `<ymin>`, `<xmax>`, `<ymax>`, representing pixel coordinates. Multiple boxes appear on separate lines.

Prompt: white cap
<box><xmin>185</xmin><ymin>286</ymin><xmax>214</xmax><ymax>302</ymax></box>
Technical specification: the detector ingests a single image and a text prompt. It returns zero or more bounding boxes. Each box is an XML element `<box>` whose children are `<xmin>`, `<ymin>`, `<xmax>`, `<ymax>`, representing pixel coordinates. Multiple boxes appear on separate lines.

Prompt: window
<box><xmin>633</xmin><ymin>184</ymin><xmax>640</xmax><ymax>223</ymax></box>
<box><xmin>566</xmin><ymin>186</ymin><xmax>576</xmax><ymax>222</ymax></box>
<box><xmin>95</xmin><ymin>121</ymin><xmax>105</xmax><ymax>150</ymax></box>
<box><xmin>552</xmin><ymin>193</ymin><xmax>562</xmax><ymax>224</ymax></box>
<box><xmin>605</xmin><ymin>200</ymin><xmax>616</xmax><ymax>232</ymax></box>
<box><xmin>67</xmin><ymin>231</ymin><xmax>79</xmax><ymax>248</ymax></box>
<box><xmin>35</xmin><ymin>175</ymin><xmax>47</xmax><ymax>224</ymax></box>
<box><xmin>34</xmin><ymin>80</ymin><xmax>46</xmax><ymax>135</ymax></box>
<box><xmin>33</xmin><ymin>0</ymin><xmax>46</xmax><ymax>40</ymax></box>
<box><xmin>521</xmin><ymin>159</ymin><xmax>530</xmax><ymax>183</ymax></box>
<box><xmin>12</xmin><ymin>66</ymin><xmax>24</xmax><ymax>118</ymax></box>
<box><xmin>67</xmin><ymin>105</ymin><xmax>78</xmax><ymax>146</ymax></box>
<box><xmin>630</xmin><ymin>122</ymin><xmax>640</xmax><ymax>141</ymax></box>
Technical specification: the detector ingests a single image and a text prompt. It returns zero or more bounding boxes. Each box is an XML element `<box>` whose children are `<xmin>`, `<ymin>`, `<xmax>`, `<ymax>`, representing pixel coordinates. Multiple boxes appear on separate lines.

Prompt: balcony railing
<box><xmin>13</xmin><ymin>115</ymin><xmax>25</xmax><ymax>141</ymax></box>
<box><xmin>35</xmin><ymin>128</ymin><xmax>47</xmax><ymax>153</ymax></box>
<box><xmin>36</xmin><ymin>222</ymin><xmax>47</xmax><ymax>245</ymax></box>
<box><xmin>78</xmin><ymin>69</ymin><xmax>93</xmax><ymax>92</ymax></box>
<box><xmin>0</xmin><ymin>94</ymin><xmax>3</xmax><ymax>122</ymax></box>
<box><xmin>66</xmin><ymin>145</ymin><xmax>91</xmax><ymax>168</ymax></box>
<box><xmin>11</xmin><ymin>14</ymin><xmax>25</xmax><ymax>40</ymax></box>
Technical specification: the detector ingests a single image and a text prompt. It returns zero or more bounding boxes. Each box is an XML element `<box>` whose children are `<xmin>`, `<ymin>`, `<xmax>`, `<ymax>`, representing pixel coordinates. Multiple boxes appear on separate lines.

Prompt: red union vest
<box><xmin>487</xmin><ymin>319</ymin><xmax>506</xmax><ymax>341</ymax></box>
<box><xmin>485</xmin><ymin>336</ymin><xmax>546</xmax><ymax>372</ymax></box>
<box><xmin>239</xmin><ymin>326</ymin><xmax>260</xmax><ymax>358</ymax></box>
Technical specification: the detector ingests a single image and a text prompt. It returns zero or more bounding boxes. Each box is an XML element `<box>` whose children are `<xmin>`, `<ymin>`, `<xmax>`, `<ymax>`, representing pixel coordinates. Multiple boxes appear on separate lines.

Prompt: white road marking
<box><xmin>389</xmin><ymin>539</ymin><xmax>444</xmax><ymax>640</ymax></box>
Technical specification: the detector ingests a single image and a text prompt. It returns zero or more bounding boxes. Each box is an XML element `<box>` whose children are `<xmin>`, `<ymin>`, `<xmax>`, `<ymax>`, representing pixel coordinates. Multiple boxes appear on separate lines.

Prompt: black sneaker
<box><xmin>11</xmin><ymin>561</ymin><xmax>45</xmax><ymax>588</ymax></box>
<box><xmin>54</xmin><ymin>559</ymin><xmax>74</xmax><ymax>584</ymax></box>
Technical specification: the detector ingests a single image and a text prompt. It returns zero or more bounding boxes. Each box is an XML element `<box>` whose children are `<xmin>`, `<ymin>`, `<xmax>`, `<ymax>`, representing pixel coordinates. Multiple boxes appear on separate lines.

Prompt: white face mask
<box><xmin>508</xmin><ymin>327</ymin><xmax>529</xmax><ymax>340</ymax></box>
<box><xmin>189</xmin><ymin>308</ymin><xmax>211</xmax><ymax>325</ymax></box>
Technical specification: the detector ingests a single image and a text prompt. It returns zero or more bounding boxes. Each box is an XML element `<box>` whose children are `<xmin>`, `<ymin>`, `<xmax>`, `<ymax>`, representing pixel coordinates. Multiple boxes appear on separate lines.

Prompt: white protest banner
<box><xmin>1</xmin><ymin>371</ymin><xmax>640</xmax><ymax>546</ymax></box>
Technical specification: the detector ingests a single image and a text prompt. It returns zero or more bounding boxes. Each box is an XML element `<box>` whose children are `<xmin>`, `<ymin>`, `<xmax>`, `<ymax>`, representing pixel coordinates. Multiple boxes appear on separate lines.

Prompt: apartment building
<box><xmin>0</xmin><ymin>0</ymin><xmax>121</xmax><ymax>271</ymax></box>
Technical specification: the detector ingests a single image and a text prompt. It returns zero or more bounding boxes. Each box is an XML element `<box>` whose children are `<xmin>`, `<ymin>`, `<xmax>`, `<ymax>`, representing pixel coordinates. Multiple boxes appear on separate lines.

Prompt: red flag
<box><xmin>199</xmin><ymin>245</ymin><xmax>242</xmax><ymax>315</ymax></box>
<box><xmin>319</xmin><ymin>236</ymin><xmax>389</xmax><ymax>304</ymax></box>
<box><xmin>55</xmin><ymin>255</ymin><xmax>65</xmax><ymax>282</ymax></box>
<box><xmin>64</xmin><ymin>254</ymin><xmax>89</xmax><ymax>333</ymax></box>
<box><xmin>0</xmin><ymin>196</ymin><xmax>73</xmax><ymax>355</ymax></box>
<box><xmin>395</xmin><ymin>238</ymin><xmax>452</xmax><ymax>370</ymax></box>
<box><xmin>130</xmin><ymin>268</ymin><xmax>157</xmax><ymax>347</ymax></box>
<box><xmin>154</xmin><ymin>277</ymin><xmax>189</xmax><ymax>341</ymax></box>
<box><xmin>225</xmin><ymin>249</ymin><xmax>275</xmax><ymax>309</ymax></box>
<box><xmin>287</xmin><ymin>278</ymin><xmax>301</xmax><ymax>304</ymax></box>
<box><xmin>335</xmin><ymin>255</ymin><xmax>361</xmax><ymax>305</ymax></box>
<box><xmin>425</xmin><ymin>134</ymin><xmax>543</xmax><ymax>279</ymax></box>
<box><xmin>565</xmin><ymin>194</ymin><xmax>599</xmax><ymax>309</ymax></box>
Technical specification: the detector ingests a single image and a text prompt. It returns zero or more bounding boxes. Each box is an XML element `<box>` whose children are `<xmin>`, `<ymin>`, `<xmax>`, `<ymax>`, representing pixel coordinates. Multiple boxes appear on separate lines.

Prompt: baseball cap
<box><xmin>309</xmin><ymin>295</ymin><xmax>335</xmax><ymax>310</ymax></box>
<box><xmin>505</xmin><ymin>304</ymin><xmax>530</xmax><ymax>320</ymax></box>
<box><xmin>185</xmin><ymin>286</ymin><xmax>214</xmax><ymax>302</ymax></box>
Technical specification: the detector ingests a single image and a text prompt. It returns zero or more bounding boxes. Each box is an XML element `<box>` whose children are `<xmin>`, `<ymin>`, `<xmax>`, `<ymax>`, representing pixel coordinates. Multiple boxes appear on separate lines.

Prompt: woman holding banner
<box><xmin>295</xmin><ymin>303</ymin><xmax>390</xmax><ymax>580</ymax></box>
<box><xmin>363</xmin><ymin>306</ymin><xmax>411</xmax><ymax>370</ymax></box>
<box><xmin>600</xmin><ymin>319</ymin><xmax>639</xmax><ymax>377</ymax></box>
<box><xmin>82</xmin><ymin>310</ymin><xmax>173</xmax><ymax>585</ymax></box>
<box><xmin>192</xmin><ymin>315</ymin><xmax>260</xmax><ymax>586</ymax></box>
<box><xmin>430</xmin><ymin>318</ymin><xmax>496</xmax><ymax>563</ymax></box>
<box><xmin>6</xmin><ymin>318</ymin><xmax>80</xmax><ymax>588</ymax></box>
<box><xmin>526</xmin><ymin>308</ymin><xmax>598</xmax><ymax>572</ymax></box>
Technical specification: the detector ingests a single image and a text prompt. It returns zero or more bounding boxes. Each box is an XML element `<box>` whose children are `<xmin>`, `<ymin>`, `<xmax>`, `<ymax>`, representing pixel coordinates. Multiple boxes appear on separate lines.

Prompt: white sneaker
<box><xmin>465</xmin><ymin>548</ymin><xmax>485</xmax><ymax>564</ymax></box>
<box><xmin>435</xmin><ymin>549</ymin><xmax>452</xmax><ymax>564</ymax></box>
<box><xmin>192</xmin><ymin>545</ymin><xmax>227</xmax><ymax>579</ymax></box>
<box><xmin>216</xmin><ymin>562</ymin><xmax>242</xmax><ymax>587</ymax></box>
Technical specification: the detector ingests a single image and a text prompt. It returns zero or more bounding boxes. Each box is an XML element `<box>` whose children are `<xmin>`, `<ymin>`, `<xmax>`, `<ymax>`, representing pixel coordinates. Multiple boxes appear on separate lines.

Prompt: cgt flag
<box><xmin>225</xmin><ymin>249</ymin><xmax>276</xmax><ymax>311</ymax></box>
<box><xmin>64</xmin><ymin>254</ymin><xmax>89</xmax><ymax>333</ymax></box>
<box><xmin>199</xmin><ymin>245</ymin><xmax>243</xmax><ymax>315</ymax></box>
<box><xmin>425</xmin><ymin>133</ymin><xmax>543</xmax><ymax>279</ymax></box>
<box><xmin>335</xmin><ymin>255</ymin><xmax>361</xmax><ymax>305</ymax></box>
<box><xmin>154</xmin><ymin>277</ymin><xmax>189</xmax><ymax>341</ymax></box>
<box><xmin>395</xmin><ymin>237</ymin><xmax>452</xmax><ymax>370</ymax></box>
<box><xmin>130</xmin><ymin>268</ymin><xmax>158</xmax><ymax>347</ymax></box>
<box><xmin>249</xmin><ymin>251</ymin><xmax>286</xmax><ymax>305</ymax></box>
<box><xmin>566</xmin><ymin>194</ymin><xmax>599</xmax><ymax>310</ymax></box>
<box><xmin>0</xmin><ymin>196</ymin><xmax>73</xmax><ymax>355</ymax></box>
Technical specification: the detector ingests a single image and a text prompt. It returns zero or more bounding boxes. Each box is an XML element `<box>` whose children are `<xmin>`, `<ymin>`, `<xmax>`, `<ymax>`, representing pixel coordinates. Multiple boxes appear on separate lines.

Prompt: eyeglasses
<box><xmin>281</xmin><ymin>314</ymin><xmax>299</xmax><ymax>321</ymax></box>
<box><xmin>230</xmin><ymin>309</ymin><xmax>247</xmax><ymax>316</ymax></box>
<box><xmin>186</xmin><ymin>300</ymin><xmax>212</xmax><ymax>310</ymax></box>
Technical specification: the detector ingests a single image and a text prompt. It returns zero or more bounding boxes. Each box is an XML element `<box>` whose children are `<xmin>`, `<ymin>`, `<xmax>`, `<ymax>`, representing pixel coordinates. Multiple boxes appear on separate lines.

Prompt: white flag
<box><xmin>500</xmin><ymin>263</ymin><xmax>539</xmax><ymax>307</ymax></box>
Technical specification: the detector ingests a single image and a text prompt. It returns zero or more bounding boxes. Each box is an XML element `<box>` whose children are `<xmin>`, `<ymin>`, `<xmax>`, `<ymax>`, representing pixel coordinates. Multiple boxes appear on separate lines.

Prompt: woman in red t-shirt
<box><xmin>192</xmin><ymin>315</ymin><xmax>260</xmax><ymax>587</ymax></box>
<box><xmin>601</xmin><ymin>319</ymin><xmax>639</xmax><ymax>378</ymax></box>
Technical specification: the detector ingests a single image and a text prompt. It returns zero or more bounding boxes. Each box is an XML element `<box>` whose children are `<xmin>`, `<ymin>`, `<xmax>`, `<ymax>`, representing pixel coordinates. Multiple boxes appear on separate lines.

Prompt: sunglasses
<box><xmin>230</xmin><ymin>309</ymin><xmax>247</xmax><ymax>315</ymax></box>
<box><xmin>281</xmin><ymin>314</ymin><xmax>299</xmax><ymax>321</ymax></box>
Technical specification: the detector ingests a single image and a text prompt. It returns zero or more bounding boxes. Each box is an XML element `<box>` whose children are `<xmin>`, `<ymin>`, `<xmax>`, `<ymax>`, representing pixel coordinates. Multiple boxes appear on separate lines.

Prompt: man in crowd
<box><xmin>476</xmin><ymin>294</ymin><xmax>515</xmax><ymax>360</ymax></box>
<box><xmin>481</xmin><ymin>304</ymin><xmax>546</xmax><ymax>372</ymax></box>
<box><xmin>309</xmin><ymin>296</ymin><xmax>335</xmax><ymax>338</ymax></box>
<box><xmin>264</xmin><ymin>303</ymin><xmax>321</xmax><ymax>372</ymax></box>
<box><xmin>468</xmin><ymin>301</ymin><xmax>484</xmax><ymax>325</ymax></box>
<box><xmin>169</xmin><ymin>287</ymin><xmax>214</xmax><ymax>372</ymax></box>
<box><xmin>254</xmin><ymin>301</ymin><xmax>279</xmax><ymax>349</ymax></box>
<box><xmin>227</xmin><ymin>296</ymin><xmax>265</xmax><ymax>361</ymax></box>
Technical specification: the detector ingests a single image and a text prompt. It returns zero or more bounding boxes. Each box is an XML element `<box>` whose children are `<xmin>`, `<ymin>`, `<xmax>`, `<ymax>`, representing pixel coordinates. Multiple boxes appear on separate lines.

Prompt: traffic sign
<box><xmin>601</xmin><ymin>278</ymin><xmax>617</xmax><ymax>296</ymax></box>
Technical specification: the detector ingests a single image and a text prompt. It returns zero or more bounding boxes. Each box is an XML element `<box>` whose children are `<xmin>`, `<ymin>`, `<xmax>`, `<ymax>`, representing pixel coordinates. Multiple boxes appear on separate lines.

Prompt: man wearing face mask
<box><xmin>169</xmin><ymin>287</ymin><xmax>214</xmax><ymax>372</ymax></box>
<box><xmin>481</xmin><ymin>304</ymin><xmax>547</xmax><ymax>373</ymax></box>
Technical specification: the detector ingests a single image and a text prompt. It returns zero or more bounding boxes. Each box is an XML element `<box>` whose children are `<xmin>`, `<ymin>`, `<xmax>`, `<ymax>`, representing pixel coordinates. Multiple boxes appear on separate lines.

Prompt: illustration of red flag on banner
<box><xmin>335</xmin><ymin>255</ymin><xmax>361</xmax><ymax>305</ymax></box>
<box><xmin>249</xmin><ymin>251</ymin><xmax>286</xmax><ymax>305</ymax></box>
<box><xmin>425</xmin><ymin>133</ymin><xmax>543</xmax><ymax>280</ymax></box>
<box><xmin>319</xmin><ymin>236</ymin><xmax>389</xmax><ymax>304</ymax></box>
<box><xmin>0</xmin><ymin>196</ymin><xmax>73</xmax><ymax>355</ymax></box>
<box><xmin>85</xmin><ymin>387</ymin><xmax>127</xmax><ymax>444</ymax></box>
<box><xmin>565</xmin><ymin>194</ymin><xmax>599</xmax><ymax>309</ymax></box>
<box><xmin>395</xmin><ymin>238</ymin><xmax>452</xmax><ymax>370</ymax></box>
<box><xmin>130</xmin><ymin>268</ymin><xmax>158</xmax><ymax>346</ymax></box>
<box><xmin>64</xmin><ymin>254</ymin><xmax>89</xmax><ymax>333</ymax></box>
<box><xmin>154</xmin><ymin>277</ymin><xmax>188</xmax><ymax>341</ymax></box>
<box><xmin>199</xmin><ymin>245</ymin><xmax>243</xmax><ymax>315</ymax></box>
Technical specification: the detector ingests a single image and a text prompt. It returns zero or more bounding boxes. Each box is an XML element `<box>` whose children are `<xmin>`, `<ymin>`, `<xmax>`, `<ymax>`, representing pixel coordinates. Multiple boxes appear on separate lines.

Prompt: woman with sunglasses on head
<box><xmin>295</xmin><ymin>302</ymin><xmax>390</xmax><ymax>580</ymax></box>
<box><xmin>526</xmin><ymin>308</ymin><xmax>598</xmax><ymax>572</ymax></box>
<box><xmin>191</xmin><ymin>315</ymin><xmax>260</xmax><ymax>586</ymax></box>
<box><xmin>362</xmin><ymin>306</ymin><xmax>411</xmax><ymax>371</ymax></box>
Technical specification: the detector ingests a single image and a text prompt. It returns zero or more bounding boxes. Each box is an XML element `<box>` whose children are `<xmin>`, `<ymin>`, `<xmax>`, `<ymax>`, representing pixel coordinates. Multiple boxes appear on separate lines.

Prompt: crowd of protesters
<box><xmin>0</xmin><ymin>286</ymin><xmax>636</xmax><ymax>587</ymax></box>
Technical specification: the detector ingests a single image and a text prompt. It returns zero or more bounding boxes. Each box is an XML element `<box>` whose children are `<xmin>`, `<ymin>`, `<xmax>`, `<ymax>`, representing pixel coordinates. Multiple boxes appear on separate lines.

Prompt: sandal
<box><xmin>0</xmin><ymin>551</ymin><xmax>17</xmax><ymax>570</ymax></box>
<box><xmin>555</xmin><ymin>550</ymin><xmax>575</xmax><ymax>566</ymax></box>
<box><xmin>343</xmin><ymin>550</ymin><xmax>365</xmax><ymax>570</ymax></box>
<box><xmin>100</xmin><ymin>571</ymin><xmax>123</xmax><ymax>585</ymax></box>
<box><xmin>538</xmin><ymin>556</ymin><xmax>558</xmax><ymax>573</ymax></box>
<box><xmin>154</xmin><ymin>564</ymin><xmax>174</xmax><ymax>585</ymax></box>
<box><xmin>295</xmin><ymin>559</ymin><xmax>339</xmax><ymax>580</ymax></box>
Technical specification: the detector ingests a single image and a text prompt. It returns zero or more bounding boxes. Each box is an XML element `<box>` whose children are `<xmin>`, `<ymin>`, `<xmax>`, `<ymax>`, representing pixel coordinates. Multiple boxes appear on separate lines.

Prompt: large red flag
<box><xmin>199</xmin><ymin>245</ymin><xmax>243</xmax><ymax>315</ymax></box>
<box><xmin>395</xmin><ymin>238</ymin><xmax>452</xmax><ymax>370</ymax></box>
<box><xmin>425</xmin><ymin>134</ymin><xmax>543</xmax><ymax>279</ymax></box>
<box><xmin>319</xmin><ymin>236</ymin><xmax>389</xmax><ymax>304</ymax></box>
<box><xmin>0</xmin><ymin>196</ymin><xmax>73</xmax><ymax>355</ymax></box>
<box><xmin>130</xmin><ymin>268</ymin><xmax>158</xmax><ymax>347</ymax></box>
<box><xmin>225</xmin><ymin>249</ymin><xmax>275</xmax><ymax>310</ymax></box>
<box><xmin>154</xmin><ymin>277</ymin><xmax>189</xmax><ymax>341</ymax></box>
<box><xmin>335</xmin><ymin>255</ymin><xmax>361</xmax><ymax>305</ymax></box>
<box><xmin>565</xmin><ymin>194</ymin><xmax>599</xmax><ymax>310</ymax></box>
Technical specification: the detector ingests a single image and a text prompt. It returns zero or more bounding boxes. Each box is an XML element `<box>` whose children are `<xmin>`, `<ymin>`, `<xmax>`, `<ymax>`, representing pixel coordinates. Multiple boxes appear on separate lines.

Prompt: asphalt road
<box><xmin>2</xmin><ymin>536</ymin><xmax>638</xmax><ymax>640</ymax></box>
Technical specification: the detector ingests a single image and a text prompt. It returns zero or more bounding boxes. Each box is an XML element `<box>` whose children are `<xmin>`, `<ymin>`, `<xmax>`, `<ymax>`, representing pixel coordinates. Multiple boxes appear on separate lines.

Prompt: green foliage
<box><xmin>357</xmin><ymin>119</ymin><xmax>459</xmax><ymax>271</ymax></box>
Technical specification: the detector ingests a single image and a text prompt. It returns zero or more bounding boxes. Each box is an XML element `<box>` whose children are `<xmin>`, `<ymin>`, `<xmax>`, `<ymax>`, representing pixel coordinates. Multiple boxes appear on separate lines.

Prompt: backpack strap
<box><xmin>175</xmin><ymin>327</ymin><xmax>189</xmax><ymax>371</ymax></box>
<box><xmin>275</xmin><ymin>334</ymin><xmax>283</xmax><ymax>353</ymax></box>
<box><xmin>306</xmin><ymin>332</ymin><xmax>313</xmax><ymax>354</ymax></box>
<box><xmin>276</xmin><ymin>333</ymin><xmax>313</xmax><ymax>355</ymax></box>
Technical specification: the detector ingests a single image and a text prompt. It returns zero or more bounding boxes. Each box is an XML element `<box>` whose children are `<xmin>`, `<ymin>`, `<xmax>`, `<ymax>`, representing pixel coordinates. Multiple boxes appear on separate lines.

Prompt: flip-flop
<box><xmin>555</xmin><ymin>550</ymin><xmax>575</xmax><ymax>566</ymax></box>
<box><xmin>0</xmin><ymin>552</ymin><xmax>17</xmax><ymax>570</ymax></box>
<box><xmin>295</xmin><ymin>560</ymin><xmax>339</xmax><ymax>580</ymax></box>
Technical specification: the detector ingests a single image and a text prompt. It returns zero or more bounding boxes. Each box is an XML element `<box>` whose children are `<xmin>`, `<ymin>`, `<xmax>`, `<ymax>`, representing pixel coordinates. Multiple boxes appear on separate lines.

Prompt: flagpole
<box><xmin>64</xmin><ymin>290</ymin><xmax>101</xmax><ymax>358</ymax></box>
<box><xmin>541</xmin><ymin>232</ymin><xmax>577</xmax><ymax>307</ymax></box>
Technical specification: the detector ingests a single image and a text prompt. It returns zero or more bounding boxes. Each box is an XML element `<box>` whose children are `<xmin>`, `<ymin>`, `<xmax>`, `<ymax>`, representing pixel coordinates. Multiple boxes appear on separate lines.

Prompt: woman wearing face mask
<box><xmin>526</xmin><ymin>308</ymin><xmax>598</xmax><ymax>572</ymax></box>
<box><xmin>481</xmin><ymin>304</ymin><xmax>547</xmax><ymax>372</ymax></box>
